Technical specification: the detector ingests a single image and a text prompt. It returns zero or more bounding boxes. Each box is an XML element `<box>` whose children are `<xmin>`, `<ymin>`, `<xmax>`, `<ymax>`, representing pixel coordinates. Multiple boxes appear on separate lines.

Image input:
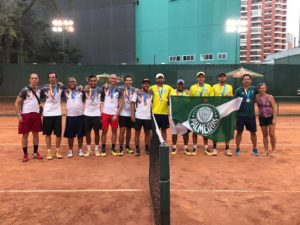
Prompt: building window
<box><xmin>200</xmin><ymin>54</ymin><xmax>214</xmax><ymax>61</ymax></box>
<box><xmin>169</xmin><ymin>56</ymin><xmax>181</xmax><ymax>62</ymax></box>
<box><xmin>217</xmin><ymin>53</ymin><xmax>227</xmax><ymax>60</ymax></box>
<box><xmin>182</xmin><ymin>54</ymin><xmax>195</xmax><ymax>61</ymax></box>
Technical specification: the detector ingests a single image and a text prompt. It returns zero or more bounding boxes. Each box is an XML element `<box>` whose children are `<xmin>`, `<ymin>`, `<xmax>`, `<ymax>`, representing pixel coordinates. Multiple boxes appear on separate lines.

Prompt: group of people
<box><xmin>15</xmin><ymin>71</ymin><xmax>277</xmax><ymax>162</ymax></box>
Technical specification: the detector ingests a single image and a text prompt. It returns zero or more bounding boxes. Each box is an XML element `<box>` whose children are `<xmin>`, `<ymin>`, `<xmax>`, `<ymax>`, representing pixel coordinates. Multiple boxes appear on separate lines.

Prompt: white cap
<box><xmin>156</xmin><ymin>73</ymin><xmax>164</xmax><ymax>79</ymax></box>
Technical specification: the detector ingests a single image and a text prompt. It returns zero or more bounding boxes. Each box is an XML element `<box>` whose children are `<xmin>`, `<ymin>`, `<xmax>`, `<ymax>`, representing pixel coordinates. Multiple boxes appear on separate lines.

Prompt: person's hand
<box><xmin>103</xmin><ymin>83</ymin><xmax>109</xmax><ymax>89</ymax></box>
<box><xmin>112</xmin><ymin>115</ymin><xmax>118</xmax><ymax>122</ymax></box>
<box><xmin>57</xmin><ymin>82</ymin><xmax>64</xmax><ymax>89</ymax></box>
<box><xmin>131</xmin><ymin>116</ymin><xmax>135</xmax><ymax>123</ymax></box>
<box><xmin>18</xmin><ymin>115</ymin><xmax>23</xmax><ymax>123</ymax></box>
<box><xmin>272</xmin><ymin>117</ymin><xmax>276</xmax><ymax>125</ymax></box>
<box><xmin>78</xmin><ymin>85</ymin><xmax>83</xmax><ymax>91</ymax></box>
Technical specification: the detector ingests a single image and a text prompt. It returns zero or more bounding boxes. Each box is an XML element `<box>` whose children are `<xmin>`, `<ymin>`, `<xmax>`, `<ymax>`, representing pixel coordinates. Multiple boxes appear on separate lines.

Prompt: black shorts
<box><xmin>119</xmin><ymin>116</ymin><xmax>134</xmax><ymax>128</ymax></box>
<box><xmin>64</xmin><ymin>116</ymin><xmax>86</xmax><ymax>139</ymax></box>
<box><xmin>259</xmin><ymin>116</ymin><xmax>273</xmax><ymax>126</ymax></box>
<box><xmin>43</xmin><ymin>116</ymin><xmax>62</xmax><ymax>137</ymax></box>
<box><xmin>236</xmin><ymin>116</ymin><xmax>257</xmax><ymax>132</ymax></box>
<box><xmin>153</xmin><ymin>114</ymin><xmax>169</xmax><ymax>129</ymax></box>
<box><xmin>134</xmin><ymin>118</ymin><xmax>152</xmax><ymax>131</ymax></box>
<box><xmin>84</xmin><ymin>116</ymin><xmax>101</xmax><ymax>132</ymax></box>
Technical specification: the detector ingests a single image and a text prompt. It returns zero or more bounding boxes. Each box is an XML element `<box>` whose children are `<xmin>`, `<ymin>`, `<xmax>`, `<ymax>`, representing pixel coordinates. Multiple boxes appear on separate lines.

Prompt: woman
<box><xmin>256</xmin><ymin>83</ymin><xmax>276</xmax><ymax>157</ymax></box>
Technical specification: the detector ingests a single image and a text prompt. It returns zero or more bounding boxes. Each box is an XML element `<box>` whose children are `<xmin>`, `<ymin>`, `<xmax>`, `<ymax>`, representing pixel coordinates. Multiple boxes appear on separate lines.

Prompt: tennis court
<box><xmin>0</xmin><ymin>101</ymin><xmax>299</xmax><ymax>225</ymax></box>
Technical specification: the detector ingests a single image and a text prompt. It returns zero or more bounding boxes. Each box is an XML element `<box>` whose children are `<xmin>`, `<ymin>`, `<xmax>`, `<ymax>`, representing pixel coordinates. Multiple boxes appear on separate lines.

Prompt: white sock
<box><xmin>172</xmin><ymin>145</ymin><xmax>176</xmax><ymax>149</ymax></box>
<box><xmin>204</xmin><ymin>145</ymin><xmax>208</xmax><ymax>150</ymax></box>
<box><xmin>69</xmin><ymin>150</ymin><xmax>73</xmax><ymax>153</ymax></box>
<box><xmin>87</xmin><ymin>145</ymin><xmax>91</xmax><ymax>151</ymax></box>
<box><xmin>193</xmin><ymin>145</ymin><xmax>197</xmax><ymax>149</ymax></box>
<box><xmin>78</xmin><ymin>149</ymin><xmax>83</xmax><ymax>152</ymax></box>
<box><xmin>95</xmin><ymin>145</ymin><xmax>99</xmax><ymax>151</ymax></box>
<box><xmin>184</xmin><ymin>145</ymin><xmax>188</xmax><ymax>150</ymax></box>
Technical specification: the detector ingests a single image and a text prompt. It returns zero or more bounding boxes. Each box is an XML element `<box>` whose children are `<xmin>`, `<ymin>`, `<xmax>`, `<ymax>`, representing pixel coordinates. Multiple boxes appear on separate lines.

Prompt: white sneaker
<box><xmin>78</xmin><ymin>149</ymin><xmax>84</xmax><ymax>157</ymax></box>
<box><xmin>94</xmin><ymin>150</ymin><xmax>101</xmax><ymax>157</ymax></box>
<box><xmin>67</xmin><ymin>150</ymin><xmax>73</xmax><ymax>158</ymax></box>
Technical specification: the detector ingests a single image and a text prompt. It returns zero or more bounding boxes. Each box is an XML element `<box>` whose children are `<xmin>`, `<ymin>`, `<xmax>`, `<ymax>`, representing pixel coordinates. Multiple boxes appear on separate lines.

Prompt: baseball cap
<box><xmin>196</xmin><ymin>71</ymin><xmax>205</xmax><ymax>77</ymax></box>
<box><xmin>156</xmin><ymin>73</ymin><xmax>164</xmax><ymax>79</ymax></box>
<box><xmin>142</xmin><ymin>78</ymin><xmax>150</xmax><ymax>84</ymax></box>
<box><xmin>177</xmin><ymin>79</ymin><xmax>185</xmax><ymax>84</ymax></box>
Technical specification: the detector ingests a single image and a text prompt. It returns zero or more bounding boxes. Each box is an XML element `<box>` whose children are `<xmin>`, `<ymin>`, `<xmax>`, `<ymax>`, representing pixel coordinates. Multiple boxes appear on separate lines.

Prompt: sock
<box><xmin>56</xmin><ymin>148</ymin><xmax>59</xmax><ymax>152</ymax></box>
<box><xmin>112</xmin><ymin>144</ymin><xmax>115</xmax><ymax>150</ymax></box>
<box><xmin>204</xmin><ymin>145</ymin><xmax>208</xmax><ymax>150</ymax></box>
<box><xmin>184</xmin><ymin>145</ymin><xmax>188</xmax><ymax>150</ymax></box>
<box><xmin>23</xmin><ymin>147</ymin><xmax>28</xmax><ymax>155</ymax></box>
<box><xmin>193</xmin><ymin>145</ymin><xmax>197</xmax><ymax>149</ymax></box>
<box><xmin>33</xmin><ymin>145</ymin><xmax>38</xmax><ymax>154</ymax></box>
<box><xmin>120</xmin><ymin>145</ymin><xmax>124</xmax><ymax>151</ymax></box>
<box><xmin>173</xmin><ymin>145</ymin><xmax>176</xmax><ymax>149</ymax></box>
<box><xmin>225</xmin><ymin>145</ymin><xmax>229</xmax><ymax>150</ymax></box>
<box><xmin>47</xmin><ymin>149</ymin><xmax>51</xmax><ymax>153</ymax></box>
<box><xmin>136</xmin><ymin>145</ymin><xmax>140</xmax><ymax>150</ymax></box>
<box><xmin>102</xmin><ymin>144</ymin><xmax>106</xmax><ymax>151</ymax></box>
<box><xmin>145</xmin><ymin>145</ymin><xmax>149</xmax><ymax>150</ymax></box>
<box><xmin>87</xmin><ymin>145</ymin><xmax>91</xmax><ymax>151</ymax></box>
<box><xmin>213</xmin><ymin>143</ymin><xmax>217</xmax><ymax>149</ymax></box>
<box><xmin>95</xmin><ymin>145</ymin><xmax>98</xmax><ymax>151</ymax></box>
<box><xmin>126</xmin><ymin>143</ymin><xmax>130</xmax><ymax>149</ymax></box>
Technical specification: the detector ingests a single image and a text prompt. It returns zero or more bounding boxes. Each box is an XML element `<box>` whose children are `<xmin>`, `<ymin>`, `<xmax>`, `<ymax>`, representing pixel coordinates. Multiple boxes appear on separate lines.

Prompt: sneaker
<box><xmin>111</xmin><ymin>149</ymin><xmax>118</xmax><ymax>156</ymax></box>
<box><xmin>23</xmin><ymin>154</ymin><xmax>29</xmax><ymax>162</ymax></box>
<box><xmin>191</xmin><ymin>148</ymin><xmax>197</xmax><ymax>156</ymax></box>
<box><xmin>212</xmin><ymin>149</ymin><xmax>218</xmax><ymax>156</ymax></box>
<box><xmin>134</xmin><ymin>149</ymin><xmax>141</xmax><ymax>156</ymax></box>
<box><xmin>234</xmin><ymin>149</ymin><xmax>240</xmax><ymax>156</ymax></box>
<box><xmin>67</xmin><ymin>150</ymin><xmax>73</xmax><ymax>158</ymax></box>
<box><xmin>184</xmin><ymin>149</ymin><xmax>191</xmax><ymax>156</ymax></box>
<box><xmin>46</xmin><ymin>150</ymin><xmax>53</xmax><ymax>160</ymax></box>
<box><xmin>94</xmin><ymin>150</ymin><xmax>101</xmax><ymax>157</ymax></box>
<box><xmin>125</xmin><ymin>147</ymin><xmax>134</xmax><ymax>154</ymax></box>
<box><xmin>225</xmin><ymin>149</ymin><xmax>233</xmax><ymax>156</ymax></box>
<box><xmin>171</xmin><ymin>148</ymin><xmax>177</xmax><ymax>156</ymax></box>
<box><xmin>204</xmin><ymin>149</ymin><xmax>213</xmax><ymax>156</ymax></box>
<box><xmin>78</xmin><ymin>149</ymin><xmax>84</xmax><ymax>157</ymax></box>
<box><xmin>262</xmin><ymin>151</ymin><xmax>269</xmax><ymax>157</ymax></box>
<box><xmin>118</xmin><ymin>149</ymin><xmax>124</xmax><ymax>156</ymax></box>
<box><xmin>252</xmin><ymin>149</ymin><xmax>259</xmax><ymax>157</ymax></box>
<box><xmin>56</xmin><ymin>151</ymin><xmax>63</xmax><ymax>159</ymax></box>
<box><xmin>33</xmin><ymin>152</ymin><xmax>43</xmax><ymax>160</ymax></box>
<box><xmin>84</xmin><ymin>150</ymin><xmax>92</xmax><ymax>157</ymax></box>
<box><xmin>100</xmin><ymin>150</ymin><xmax>107</xmax><ymax>157</ymax></box>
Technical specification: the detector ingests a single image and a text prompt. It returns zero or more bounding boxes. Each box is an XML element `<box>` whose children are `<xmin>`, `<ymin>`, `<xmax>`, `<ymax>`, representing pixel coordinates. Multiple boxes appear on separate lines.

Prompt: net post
<box><xmin>159</xmin><ymin>143</ymin><xmax>170</xmax><ymax>225</ymax></box>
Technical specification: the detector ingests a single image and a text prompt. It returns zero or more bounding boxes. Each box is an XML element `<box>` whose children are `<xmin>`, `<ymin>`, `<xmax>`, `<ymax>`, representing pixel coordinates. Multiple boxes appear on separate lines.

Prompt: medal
<box><xmin>244</xmin><ymin>88</ymin><xmax>251</xmax><ymax>103</ymax></box>
<box><xmin>198</xmin><ymin>83</ymin><xmax>205</xmax><ymax>96</ymax></box>
<box><xmin>50</xmin><ymin>84</ymin><xmax>57</xmax><ymax>99</ymax></box>
<box><xmin>90</xmin><ymin>88</ymin><xmax>97</xmax><ymax>106</ymax></box>
<box><xmin>143</xmin><ymin>92</ymin><xmax>148</xmax><ymax>106</ymax></box>
<box><xmin>107</xmin><ymin>86</ymin><xmax>116</xmax><ymax>103</ymax></box>
<box><xmin>157</xmin><ymin>85</ymin><xmax>164</xmax><ymax>101</ymax></box>
<box><xmin>246</xmin><ymin>99</ymin><xmax>250</xmax><ymax>103</ymax></box>
<box><xmin>221</xmin><ymin>84</ymin><xmax>227</xmax><ymax>96</ymax></box>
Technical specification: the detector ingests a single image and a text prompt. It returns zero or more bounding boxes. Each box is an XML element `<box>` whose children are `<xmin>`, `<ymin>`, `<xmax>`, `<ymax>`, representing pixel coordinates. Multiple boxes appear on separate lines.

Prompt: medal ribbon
<box><xmin>244</xmin><ymin>88</ymin><xmax>250</xmax><ymax>101</ymax></box>
<box><xmin>157</xmin><ymin>85</ymin><xmax>164</xmax><ymax>100</ymax></box>
<box><xmin>221</xmin><ymin>84</ymin><xmax>227</xmax><ymax>96</ymax></box>
<box><xmin>108</xmin><ymin>87</ymin><xmax>116</xmax><ymax>100</ymax></box>
<box><xmin>198</xmin><ymin>84</ymin><xmax>205</xmax><ymax>96</ymax></box>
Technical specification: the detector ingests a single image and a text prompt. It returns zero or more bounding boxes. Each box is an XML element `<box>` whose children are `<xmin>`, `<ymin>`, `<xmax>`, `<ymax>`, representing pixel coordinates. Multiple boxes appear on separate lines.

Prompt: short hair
<box><xmin>88</xmin><ymin>74</ymin><xmax>96</xmax><ymax>81</ymax></box>
<box><xmin>68</xmin><ymin>77</ymin><xmax>77</xmax><ymax>83</ymax></box>
<box><xmin>29</xmin><ymin>73</ymin><xmax>38</xmax><ymax>78</ymax></box>
<box><xmin>48</xmin><ymin>72</ymin><xmax>57</xmax><ymax>78</ymax></box>
<box><xmin>124</xmin><ymin>75</ymin><xmax>132</xmax><ymax>81</ymax></box>
<box><xmin>218</xmin><ymin>72</ymin><xmax>226</xmax><ymax>77</ymax></box>
<box><xmin>242</xmin><ymin>74</ymin><xmax>252</xmax><ymax>80</ymax></box>
<box><xmin>257</xmin><ymin>83</ymin><xmax>267</xmax><ymax>90</ymax></box>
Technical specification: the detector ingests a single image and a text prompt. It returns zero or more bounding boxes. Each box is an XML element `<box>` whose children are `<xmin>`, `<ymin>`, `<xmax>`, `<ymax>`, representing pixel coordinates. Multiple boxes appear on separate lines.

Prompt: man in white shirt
<box><xmin>131</xmin><ymin>78</ymin><xmax>152</xmax><ymax>156</ymax></box>
<box><xmin>118</xmin><ymin>75</ymin><xmax>137</xmax><ymax>156</ymax></box>
<box><xmin>15</xmin><ymin>73</ymin><xmax>43</xmax><ymax>162</ymax></box>
<box><xmin>101</xmin><ymin>74</ymin><xmax>123</xmax><ymax>157</ymax></box>
<box><xmin>41</xmin><ymin>72</ymin><xmax>63</xmax><ymax>160</ymax></box>
<box><xmin>83</xmin><ymin>75</ymin><xmax>103</xmax><ymax>157</ymax></box>
<box><xmin>63</xmin><ymin>77</ymin><xmax>85</xmax><ymax>158</ymax></box>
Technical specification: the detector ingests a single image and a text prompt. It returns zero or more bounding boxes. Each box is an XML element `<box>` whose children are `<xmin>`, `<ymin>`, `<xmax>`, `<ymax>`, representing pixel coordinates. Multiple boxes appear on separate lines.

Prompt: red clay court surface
<box><xmin>0</xmin><ymin>102</ymin><xmax>299</xmax><ymax>225</ymax></box>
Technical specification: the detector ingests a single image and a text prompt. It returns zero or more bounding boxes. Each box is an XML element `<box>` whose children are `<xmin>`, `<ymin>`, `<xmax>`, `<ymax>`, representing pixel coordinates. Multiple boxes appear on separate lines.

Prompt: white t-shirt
<box><xmin>41</xmin><ymin>84</ymin><xmax>63</xmax><ymax>117</ymax></box>
<box><xmin>84</xmin><ymin>87</ymin><xmax>102</xmax><ymax>117</ymax></box>
<box><xmin>131</xmin><ymin>90</ymin><xmax>152</xmax><ymax>120</ymax></box>
<box><xmin>120</xmin><ymin>86</ymin><xmax>137</xmax><ymax>117</ymax></box>
<box><xmin>18</xmin><ymin>86</ymin><xmax>41</xmax><ymax>114</ymax></box>
<box><xmin>64</xmin><ymin>89</ymin><xmax>84</xmax><ymax>117</ymax></box>
<box><xmin>102</xmin><ymin>85</ymin><xmax>123</xmax><ymax>115</ymax></box>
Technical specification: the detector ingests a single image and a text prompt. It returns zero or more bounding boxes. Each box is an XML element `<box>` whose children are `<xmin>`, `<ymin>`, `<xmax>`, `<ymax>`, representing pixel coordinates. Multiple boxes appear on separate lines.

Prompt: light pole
<box><xmin>225</xmin><ymin>19</ymin><xmax>248</xmax><ymax>65</ymax></box>
<box><xmin>51</xmin><ymin>19</ymin><xmax>74</xmax><ymax>64</ymax></box>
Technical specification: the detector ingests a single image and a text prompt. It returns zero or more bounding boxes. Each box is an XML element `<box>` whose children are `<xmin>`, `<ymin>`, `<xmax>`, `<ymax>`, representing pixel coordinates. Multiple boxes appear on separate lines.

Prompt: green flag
<box><xmin>170</xmin><ymin>96</ymin><xmax>242</xmax><ymax>142</ymax></box>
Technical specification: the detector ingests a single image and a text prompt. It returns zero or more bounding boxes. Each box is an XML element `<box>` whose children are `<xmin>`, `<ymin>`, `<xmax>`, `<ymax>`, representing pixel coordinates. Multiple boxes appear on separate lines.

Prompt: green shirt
<box><xmin>234</xmin><ymin>85</ymin><xmax>256</xmax><ymax>117</ymax></box>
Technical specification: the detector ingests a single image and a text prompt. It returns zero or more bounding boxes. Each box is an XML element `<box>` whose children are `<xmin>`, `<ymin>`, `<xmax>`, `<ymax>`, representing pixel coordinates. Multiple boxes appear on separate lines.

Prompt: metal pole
<box><xmin>159</xmin><ymin>143</ymin><xmax>170</xmax><ymax>225</ymax></box>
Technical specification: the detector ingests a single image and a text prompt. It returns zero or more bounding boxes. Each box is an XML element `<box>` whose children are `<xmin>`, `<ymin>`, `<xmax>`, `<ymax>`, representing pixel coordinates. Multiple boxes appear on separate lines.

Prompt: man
<box><xmin>118</xmin><ymin>75</ymin><xmax>137</xmax><ymax>156</ymax></box>
<box><xmin>234</xmin><ymin>74</ymin><xmax>259</xmax><ymax>156</ymax></box>
<box><xmin>131</xmin><ymin>78</ymin><xmax>152</xmax><ymax>156</ymax></box>
<box><xmin>83</xmin><ymin>75</ymin><xmax>103</xmax><ymax>157</ymax></box>
<box><xmin>189</xmin><ymin>71</ymin><xmax>212</xmax><ymax>156</ymax></box>
<box><xmin>169</xmin><ymin>79</ymin><xmax>190</xmax><ymax>156</ymax></box>
<box><xmin>210</xmin><ymin>73</ymin><xmax>233</xmax><ymax>156</ymax></box>
<box><xmin>15</xmin><ymin>73</ymin><xmax>43</xmax><ymax>162</ymax></box>
<box><xmin>101</xmin><ymin>74</ymin><xmax>123</xmax><ymax>156</ymax></box>
<box><xmin>63</xmin><ymin>77</ymin><xmax>85</xmax><ymax>158</ymax></box>
<box><xmin>149</xmin><ymin>73</ymin><xmax>173</xmax><ymax>141</ymax></box>
<box><xmin>41</xmin><ymin>72</ymin><xmax>63</xmax><ymax>160</ymax></box>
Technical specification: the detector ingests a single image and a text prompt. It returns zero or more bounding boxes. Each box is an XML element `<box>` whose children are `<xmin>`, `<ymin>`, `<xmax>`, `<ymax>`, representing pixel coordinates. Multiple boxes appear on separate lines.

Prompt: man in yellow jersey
<box><xmin>189</xmin><ymin>71</ymin><xmax>212</xmax><ymax>156</ymax></box>
<box><xmin>170</xmin><ymin>79</ymin><xmax>190</xmax><ymax>156</ymax></box>
<box><xmin>210</xmin><ymin>72</ymin><xmax>233</xmax><ymax>156</ymax></box>
<box><xmin>149</xmin><ymin>73</ymin><xmax>173</xmax><ymax>141</ymax></box>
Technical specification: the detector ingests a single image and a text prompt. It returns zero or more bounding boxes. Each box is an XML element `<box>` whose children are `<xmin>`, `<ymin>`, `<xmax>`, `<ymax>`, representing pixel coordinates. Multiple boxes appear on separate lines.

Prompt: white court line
<box><xmin>0</xmin><ymin>189</ymin><xmax>299</xmax><ymax>194</ymax></box>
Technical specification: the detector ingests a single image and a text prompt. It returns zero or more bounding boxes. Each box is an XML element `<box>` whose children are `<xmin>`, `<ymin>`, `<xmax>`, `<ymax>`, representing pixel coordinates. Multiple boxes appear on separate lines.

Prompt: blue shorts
<box><xmin>64</xmin><ymin>116</ymin><xmax>86</xmax><ymax>139</ymax></box>
<box><xmin>236</xmin><ymin>116</ymin><xmax>257</xmax><ymax>132</ymax></box>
